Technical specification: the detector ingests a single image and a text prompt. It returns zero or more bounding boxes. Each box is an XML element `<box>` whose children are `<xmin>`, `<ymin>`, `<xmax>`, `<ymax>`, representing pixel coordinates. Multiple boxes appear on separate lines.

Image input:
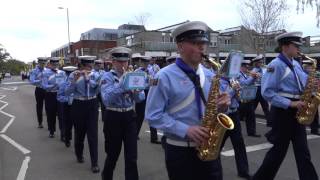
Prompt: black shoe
<box><xmin>49</xmin><ymin>133</ymin><xmax>55</xmax><ymax>138</ymax></box>
<box><xmin>65</xmin><ymin>141</ymin><xmax>70</xmax><ymax>148</ymax></box>
<box><xmin>38</xmin><ymin>124</ymin><xmax>43</xmax><ymax>128</ymax></box>
<box><xmin>151</xmin><ymin>140</ymin><xmax>161</xmax><ymax>144</ymax></box>
<box><xmin>311</xmin><ymin>132</ymin><xmax>320</xmax><ymax>136</ymax></box>
<box><xmin>238</xmin><ymin>173</ymin><xmax>252</xmax><ymax>180</ymax></box>
<box><xmin>77</xmin><ymin>156</ymin><xmax>84</xmax><ymax>163</ymax></box>
<box><xmin>91</xmin><ymin>166</ymin><xmax>100</xmax><ymax>173</ymax></box>
<box><xmin>248</xmin><ymin>134</ymin><xmax>261</xmax><ymax>138</ymax></box>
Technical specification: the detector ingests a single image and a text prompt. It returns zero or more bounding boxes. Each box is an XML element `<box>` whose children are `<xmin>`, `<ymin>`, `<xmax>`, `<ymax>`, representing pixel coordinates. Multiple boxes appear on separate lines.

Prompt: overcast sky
<box><xmin>0</xmin><ymin>0</ymin><xmax>319</xmax><ymax>62</ymax></box>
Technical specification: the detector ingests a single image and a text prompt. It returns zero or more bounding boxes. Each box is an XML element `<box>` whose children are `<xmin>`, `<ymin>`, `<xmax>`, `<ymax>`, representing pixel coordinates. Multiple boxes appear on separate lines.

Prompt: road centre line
<box><xmin>221</xmin><ymin>134</ymin><xmax>320</xmax><ymax>157</ymax></box>
<box><xmin>0</xmin><ymin>134</ymin><xmax>31</xmax><ymax>154</ymax></box>
<box><xmin>16</xmin><ymin>156</ymin><xmax>31</xmax><ymax>180</ymax></box>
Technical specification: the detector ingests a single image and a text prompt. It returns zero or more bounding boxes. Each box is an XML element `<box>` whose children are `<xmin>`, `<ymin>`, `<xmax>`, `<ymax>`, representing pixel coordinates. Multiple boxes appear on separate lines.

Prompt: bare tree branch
<box><xmin>134</xmin><ymin>12</ymin><xmax>151</xmax><ymax>26</ymax></box>
<box><xmin>296</xmin><ymin>0</ymin><xmax>320</xmax><ymax>27</ymax></box>
<box><xmin>238</xmin><ymin>0</ymin><xmax>288</xmax><ymax>54</ymax></box>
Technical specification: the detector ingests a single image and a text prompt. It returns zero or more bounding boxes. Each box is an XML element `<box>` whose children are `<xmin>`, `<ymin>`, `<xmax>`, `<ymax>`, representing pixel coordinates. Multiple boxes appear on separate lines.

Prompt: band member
<box><xmin>301</xmin><ymin>59</ymin><xmax>320</xmax><ymax>135</ymax></box>
<box><xmin>42</xmin><ymin>57</ymin><xmax>66</xmax><ymax>138</ymax></box>
<box><xmin>29</xmin><ymin>57</ymin><xmax>48</xmax><ymax>128</ymax></box>
<box><xmin>134</xmin><ymin>56</ymin><xmax>152</xmax><ymax>140</ymax></box>
<box><xmin>101</xmin><ymin>47</ymin><xmax>145</xmax><ymax>180</ymax></box>
<box><xmin>93</xmin><ymin>59</ymin><xmax>106</xmax><ymax>121</ymax></box>
<box><xmin>57</xmin><ymin>65</ymin><xmax>77</xmax><ymax>147</ymax></box>
<box><xmin>252</xmin><ymin>32</ymin><xmax>318</xmax><ymax>180</ymax></box>
<box><xmin>218</xmin><ymin>63</ymin><xmax>252</xmax><ymax>179</ymax></box>
<box><xmin>146</xmin><ymin>57</ymin><xmax>161</xmax><ymax>143</ymax></box>
<box><xmin>145</xmin><ymin>21</ymin><xmax>230</xmax><ymax>180</ymax></box>
<box><xmin>65</xmin><ymin>56</ymin><xmax>100</xmax><ymax>173</ymax></box>
<box><xmin>238</xmin><ymin>59</ymin><xmax>261</xmax><ymax>137</ymax></box>
<box><xmin>252</xmin><ymin>55</ymin><xmax>271</xmax><ymax>126</ymax></box>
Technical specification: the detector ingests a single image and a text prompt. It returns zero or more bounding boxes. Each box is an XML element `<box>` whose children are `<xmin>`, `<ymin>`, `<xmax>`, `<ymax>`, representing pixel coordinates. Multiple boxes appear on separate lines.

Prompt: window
<box><xmin>210</xmin><ymin>34</ymin><xmax>218</xmax><ymax>47</ymax></box>
<box><xmin>162</xmin><ymin>33</ymin><xmax>166</xmax><ymax>42</ymax></box>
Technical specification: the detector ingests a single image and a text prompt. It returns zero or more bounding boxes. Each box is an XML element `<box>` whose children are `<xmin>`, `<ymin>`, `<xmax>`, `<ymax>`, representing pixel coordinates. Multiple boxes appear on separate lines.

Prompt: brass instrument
<box><xmin>198</xmin><ymin>54</ymin><xmax>234</xmax><ymax>161</ymax></box>
<box><xmin>74</xmin><ymin>70</ymin><xmax>92</xmax><ymax>81</ymax></box>
<box><xmin>202</xmin><ymin>54</ymin><xmax>221</xmax><ymax>72</ymax></box>
<box><xmin>296</xmin><ymin>52</ymin><xmax>320</xmax><ymax>125</ymax></box>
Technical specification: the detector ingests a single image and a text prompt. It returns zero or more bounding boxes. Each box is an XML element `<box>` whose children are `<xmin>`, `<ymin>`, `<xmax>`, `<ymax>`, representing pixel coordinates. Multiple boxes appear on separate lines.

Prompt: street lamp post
<box><xmin>58</xmin><ymin>7</ymin><xmax>71</xmax><ymax>56</ymax></box>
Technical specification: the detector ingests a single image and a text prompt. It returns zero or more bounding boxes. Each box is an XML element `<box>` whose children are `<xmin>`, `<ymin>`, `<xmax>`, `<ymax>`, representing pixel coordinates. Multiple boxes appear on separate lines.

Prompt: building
<box><xmin>52</xmin><ymin>24</ymin><xmax>144</xmax><ymax>63</ymax></box>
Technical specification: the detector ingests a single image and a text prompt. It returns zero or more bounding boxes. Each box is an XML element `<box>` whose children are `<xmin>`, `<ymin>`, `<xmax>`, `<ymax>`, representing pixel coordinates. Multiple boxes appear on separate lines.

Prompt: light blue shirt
<box><xmin>261</xmin><ymin>57</ymin><xmax>307</xmax><ymax>109</ymax></box>
<box><xmin>147</xmin><ymin>64</ymin><xmax>160</xmax><ymax>78</ymax></box>
<box><xmin>252</xmin><ymin>67</ymin><xmax>264</xmax><ymax>86</ymax></box>
<box><xmin>29</xmin><ymin>66</ymin><xmax>46</xmax><ymax>88</ymax></box>
<box><xmin>220</xmin><ymin>78</ymin><xmax>239</xmax><ymax>111</ymax></box>
<box><xmin>237</xmin><ymin>71</ymin><xmax>255</xmax><ymax>86</ymax></box>
<box><xmin>65</xmin><ymin>71</ymin><xmax>100</xmax><ymax>98</ymax></box>
<box><xmin>100</xmin><ymin>70</ymin><xmax>145</xmax><ymax>108</ymax></box>
<box><xmin>42</xmin><ymin>68</ymin><xmax>66</xmax><ymax>92</ymax></box>
<box><xmin>92</xmin><ymin>69</ymin><xmax>106</xmax><ymax>93</ymax></box>
<box><xmin>145</xmin><ymin>64</ymin><xmax>214</xmax><ymax>141</ymax></box>
<box><xmin>57</xmin><ymin>74</ymin><xmax>74</xmax><ymax>103</ymax></box>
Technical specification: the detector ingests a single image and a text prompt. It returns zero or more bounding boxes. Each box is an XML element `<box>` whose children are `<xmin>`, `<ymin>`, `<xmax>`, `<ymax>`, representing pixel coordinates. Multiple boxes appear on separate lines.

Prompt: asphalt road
<box><xmin>0</xmin><ymin>76</ymin><xmax>319</xmax><ymax>180</ymax></box>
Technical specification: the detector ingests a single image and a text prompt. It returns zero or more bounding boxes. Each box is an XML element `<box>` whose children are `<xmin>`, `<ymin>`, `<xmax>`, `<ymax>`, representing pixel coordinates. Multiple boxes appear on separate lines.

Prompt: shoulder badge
<box><xmin>267</xmin><ymin>67</ymin><xmax>274</xmax><ymax>73</ymax></box>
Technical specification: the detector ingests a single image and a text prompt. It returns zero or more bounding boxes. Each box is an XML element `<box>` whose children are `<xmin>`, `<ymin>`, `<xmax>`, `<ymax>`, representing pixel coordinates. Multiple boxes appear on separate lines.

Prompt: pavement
<box><xmin>0</xmin><ymin>76</ymin><xmax>320</xmax><ymax>180</ymax></box>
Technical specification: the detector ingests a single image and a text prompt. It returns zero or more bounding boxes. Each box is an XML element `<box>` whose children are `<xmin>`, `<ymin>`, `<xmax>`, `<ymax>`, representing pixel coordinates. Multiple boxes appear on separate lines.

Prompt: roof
<box><xmin>218</xmin><ymin>26</ymin><xmax>242</xmax><ymax>34</ymax></box>
<box><xmin>80</xmin><ymin>28</ymin><xmax>140</xmax><ymax>40</ymax></box>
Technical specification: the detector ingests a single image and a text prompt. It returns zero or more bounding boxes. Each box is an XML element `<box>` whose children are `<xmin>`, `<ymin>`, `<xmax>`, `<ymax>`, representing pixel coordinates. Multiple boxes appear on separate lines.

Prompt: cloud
<box><xmin>0</xmin><ymin>0</ymin><xmax>318</xmax><ymax>62</ymax></box>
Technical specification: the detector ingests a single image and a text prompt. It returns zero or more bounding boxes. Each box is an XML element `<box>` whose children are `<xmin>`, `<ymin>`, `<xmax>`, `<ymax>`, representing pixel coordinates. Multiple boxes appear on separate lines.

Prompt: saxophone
<box><xmin>197</xmin><ymin>54</ymin><xmax>235</xmax><ymax>161</ymax></box>
<box><xmin>296</xmin><ymin>52</ymin><xmax>320</xmax><ymax>125</ymax></box>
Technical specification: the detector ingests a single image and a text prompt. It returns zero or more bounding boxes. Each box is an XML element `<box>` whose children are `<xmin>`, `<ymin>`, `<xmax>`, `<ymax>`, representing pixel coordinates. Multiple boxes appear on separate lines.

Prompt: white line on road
<box><xmin>0</xmin><ymin>96</ymin><xmax>16</xmax><ymax>133</ymax></box>
<box><xmin>16</xmin><ymin>156</ymin><xmax>31</xmax><ymax>180</ymax></box>
<box><xmin>145</xmin><ymin>130</ymin><xmax>164</xmax><ymax>136</ymax></box>
<box><xmin>0</xmin><ymin>86</ymin><xmax>18</xmax><ymax>91</ymax></box>
<box><xmin>2</xmin><ymin>81</ymin><xmax>29</xmax><ymax>85</ymax></box>
<box><xmin>221</xmin><ymin>134</ymin><xmax>320</xmax><ymax>157</ymax></box>
<box><xmin>0</xmin><ymin>134</ymin><xmax>31</xmax><ymax>154</ymax></box>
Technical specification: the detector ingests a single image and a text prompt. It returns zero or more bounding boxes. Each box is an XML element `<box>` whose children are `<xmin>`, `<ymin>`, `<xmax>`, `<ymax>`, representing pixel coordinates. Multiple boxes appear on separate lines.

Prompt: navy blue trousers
<box><xmin>44</xmin><ymin>92</ymin><xmax>57</xmax><ymax>134</ymax></box>
<box><xmin>253</xmin><ymin>106</ymin><xmax>318</xmax><ymax>180</ymax></box>
<box><xmin>165</xmin><ymin>143</ymin><xmax>222</xmax><ymax>180</ymax></box>
<box><xmin>239</xmin><ymin>101</ymin><xmax>257</xmax><ymax>135</ymax></box>
<box><xmin>35</xmin><ymin>87</ymin><xmax>46</xmax><ymax>125</ymax></box>
<box><xmin>102</xmin><ymin>110</ymin><xmax>138</xmax><ymax>180</ymax></box>
<box><xmin>71</xmin><ymin>98</ymin><xmax>98</xmax><ymax>166</ymax></box>
<box><xmin>221</xmin><ymin>111</ymin><xmax>249</xmax><ymax>176</ymax></box>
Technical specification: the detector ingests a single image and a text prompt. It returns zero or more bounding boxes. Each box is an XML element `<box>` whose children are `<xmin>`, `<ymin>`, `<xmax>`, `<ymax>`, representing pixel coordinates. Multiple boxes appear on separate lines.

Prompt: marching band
<box><xmin>28</xmin><ymin>21</ymin><xmax>320</xmax><ymax>180</ymax></box>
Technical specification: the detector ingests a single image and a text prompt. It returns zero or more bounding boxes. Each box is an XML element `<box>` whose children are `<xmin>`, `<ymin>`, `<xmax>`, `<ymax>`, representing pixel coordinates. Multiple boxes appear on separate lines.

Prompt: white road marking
<box><xmin>0</xmin><ymin>93</ymin><xmax>31</xmax><ymax>180</ymax></box>
<box><xmin>16</xmin><ymin>156</ymin><xmax>31</xmax><ymax>180</ymax></box>
<box><xmin>0</xmin><ymin>95</ymin><xmax>16</xmax><ymax>133</ymax></box>
<box><xmin>2</xmin><ymin>81</ymin><xmax>29</xmax><ymax>85</ymax></box>
<box><xmin>145</xmin><ymin>130</ymin><xmax>164</xmax><ymax>136</ymax></box>
<box><xmin>0</xmin><ymin>86</ymin><xmax>18</xmax><ymax>91</ymax></box>
<box><xmin>221</xmin><ymin>134</ymin><xmax>320</xmax><ymax>157</ymax></box>
<box><xmin>0</xmin><ymin>134</ymin><xmax>31</xmax><ymax>154</ymax></box>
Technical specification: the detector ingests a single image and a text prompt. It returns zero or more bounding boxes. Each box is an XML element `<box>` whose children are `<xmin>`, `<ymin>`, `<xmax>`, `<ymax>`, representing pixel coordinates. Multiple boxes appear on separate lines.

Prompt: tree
<box><xmin>134</xmin><ymin>12</ymin><xmax>151</xmax><ymax>26</ymax></box>
<box><xmin>296</xmin><ymin>0</ymin><xmax>320</xmax><ymax>27</ymax></box>
<box><xmin>0</xmin><ymin>44</ymin><xmax>10</xmax><ymax>61</ymax></box>
<box><xmin>238</xmin><ymin>0</ymin><xmax>288</xmax><ymax>54</ymax></box>
<box><xmin>1</xmin><ymin>59</ymin><xmax>27</xmax><ymax>75</ymax></box>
